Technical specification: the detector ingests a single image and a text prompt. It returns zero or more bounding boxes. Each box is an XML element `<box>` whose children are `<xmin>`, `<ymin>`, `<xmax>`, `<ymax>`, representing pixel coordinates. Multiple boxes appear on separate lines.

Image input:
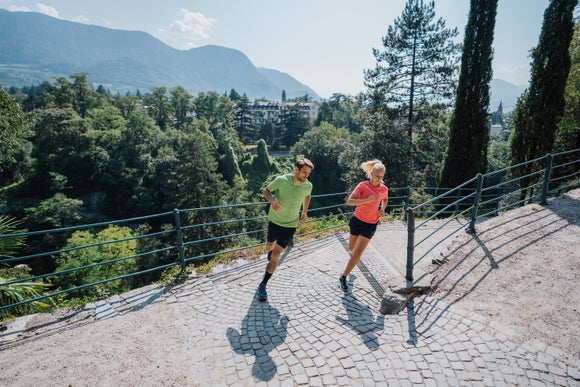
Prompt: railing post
<box><xmin>406</xmin><ymin>208</ymin><xmax>415</xmax><ymax>282</ymax></box>
<box><xmin>454</xmin><ymin>188</ymin><xmax>462</xmax><ymax>215</ymax></box>
<box><xmin>466</xmin><ymin>173</ymin><xmax>484</xmax><ymax>234</ymax></box>
<box><xmin>173</xmin><ymin>209</ymin><xmax>186</xmax><ymax>271</ymax></box>
<box><xmin>403</xmin><ymin>186</ymin><xmax>411</xmax><ymax>221</ymax></box>
<box><xmin>540</xmin><ymin>153</ymin><xmax>553</xmax><ymax>205</ymax></box>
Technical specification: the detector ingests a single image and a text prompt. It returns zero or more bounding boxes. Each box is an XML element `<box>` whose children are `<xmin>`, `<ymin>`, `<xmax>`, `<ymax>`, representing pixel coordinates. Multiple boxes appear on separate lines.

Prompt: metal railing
<box><xmin>404</xmin><ymin>148</ymin><xmax>580</xmax><ymax>281</ymax></box>
<box><xmin>1</xmin><ymin>149</ymin><xmax>578</xmax><ymax>315</ymax></box>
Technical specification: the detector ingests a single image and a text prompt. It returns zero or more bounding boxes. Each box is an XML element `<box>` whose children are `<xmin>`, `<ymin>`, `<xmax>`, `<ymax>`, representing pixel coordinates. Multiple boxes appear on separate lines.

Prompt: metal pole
<box><xmin>454</xmin><ymin>188</ymin><xmax>462</xmax><ymax>216</ymax></box>
<box><xmin>466</xmin><ymin>174</ymin><xmax>484</xmax><ymax>234</ymax></box>
<box><xmin>403</xmin><ymin>186</ymin><xmax>410</xmax><ymax>221</ymax></box>
<box><xmin>540</xmin><ymin>153</ymin><xmax>553</xmax><ymax>205</ymax></box>
<box><xmin>406</xmin><ymin>208</ymin><xmax>415</xmax><ymax>282</ymax></box>
<box><xmin>173</xmin><ymin>209</ymin><xmax>186</xmax><ymax>271</ymax></box>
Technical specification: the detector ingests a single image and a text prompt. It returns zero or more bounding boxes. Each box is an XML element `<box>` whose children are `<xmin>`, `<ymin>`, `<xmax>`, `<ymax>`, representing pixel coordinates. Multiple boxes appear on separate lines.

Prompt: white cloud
<box><xmin>9</xmin><ymin>5</ymin><xmax>31</xmax><ymax>11</ymax></box>
<box><xmin>36</xmin><ymin>3</ymin><xmax>58</xmax><ymax>18</ymax></box>
<box><xmin>164</xmin><ymin>9</ymin><xmax>216</xmax><ymax>50</ymax></box>
<box><xmin>74</xmin><ymin>15</ymin><xmax>89</xmax><ymax>24</ymax></box>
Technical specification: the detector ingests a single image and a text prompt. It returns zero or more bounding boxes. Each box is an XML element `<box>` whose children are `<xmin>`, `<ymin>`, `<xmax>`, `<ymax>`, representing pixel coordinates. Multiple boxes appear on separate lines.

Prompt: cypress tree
<box><xmin>510</xmin><ymin>0</ymin><xmax>577</xmax><ymax>199</ymax></box>
<box><xmin>438</xmin><ymin>0</ymin><xmax>498</xmax><ymax>190</ymax></box>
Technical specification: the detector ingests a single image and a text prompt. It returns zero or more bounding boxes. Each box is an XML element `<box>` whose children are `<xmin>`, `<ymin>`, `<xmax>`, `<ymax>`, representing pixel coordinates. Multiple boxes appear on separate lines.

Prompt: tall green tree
<box><xmin>70</xmin><ymin>73</ymin><xmax>102</xmax><ymax>118</ymax></box>
<box><xmin>170</xmin><ymin>86</ymin><xmax>193</xmax><ymax>129</ymax></box>
<box><xmin>364</xmin><ymin>0</ymin><xmax>460</xmax><ymax>186</ymax></box>
<box><xmin>280</xmin><ymin>104</ymin><xmax>311</xmax><ymax>147</ymax></box>
<box><xmin>234</xmin><ymin>94</ymin><xmax>254</xmax><ymax>143</ymax></box>
<box><xmin>364</xmin><ymin>0</ymin><xmax>460</xmax><ymax>143</ymax></box>
<box><xmin>241</xmin><ymin>139</ymin><xmax>278</xmax><ymax>194</ymax></box>
<box><xmin>340</xmin><ymin>110</ymin><xmax>410</xmax><ymax>189</ymax></box>
<box><xmin>292</xmin><ymin>122</ymin><xmax>350</xmax><ymax>201</ymax></box>
<box><xmin>0</xmin><ymin>88</ymin><xmax>28</xmax><ymax>173</ymax></box>
<box><xmin>439</xmin><ymin>0</ymin><xmax>498</xmax><ymax>189</ymax></box>
<box><xmin>24</xmin><ymin>108</ymin><xmax>88</xmax><ymax>198</ymax></box>
<box><xmin>555</xmin><ymin>19</ymin><xmax>580</xmax><ymax>153</ymax></box>
<box><xmin>510</xmin><ymin>0</ymin><xmax>577</xmax><ymax>199</ymax></box>
<box><xmin>144</xmin><ymin>87</ymin><xmax>171</xmax><ymax>129</ymax></box>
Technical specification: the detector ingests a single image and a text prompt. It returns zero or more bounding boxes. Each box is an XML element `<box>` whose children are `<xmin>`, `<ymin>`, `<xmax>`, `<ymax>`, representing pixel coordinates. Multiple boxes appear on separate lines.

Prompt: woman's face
<box><xmin>370</xmin><ymin>168</ymin><xmax>384</xmax><ymax>186</ymax></box>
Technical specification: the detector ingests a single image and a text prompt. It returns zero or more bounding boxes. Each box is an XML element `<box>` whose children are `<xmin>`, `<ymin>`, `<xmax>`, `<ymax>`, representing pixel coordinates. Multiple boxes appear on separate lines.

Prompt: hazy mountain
<box><xmin>490</xmin><ymin>78</ymin><xmax>527</xmax><ymax>113</ymax></box>
<box><xmin>0</xmin><ymin>9</ymin><xmax>321</xmax><ymax>100</ymax></box>
<box><xmin>257</xmin><ymin>68</ymin><xmax>319</xmax><ymax>99</ymax></box>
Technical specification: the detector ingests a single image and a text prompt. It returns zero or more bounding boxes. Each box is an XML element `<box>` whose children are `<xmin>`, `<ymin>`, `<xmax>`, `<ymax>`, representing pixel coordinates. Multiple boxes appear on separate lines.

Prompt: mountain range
<box><xmin>0</xmin><ymin>9</ymin><xmax>320</xmax><ymax>100</ymax></box>
<box><xmin>0</xmin><ymin>9</ymin><xmax>526</xmax><ymax>107</ymax></box>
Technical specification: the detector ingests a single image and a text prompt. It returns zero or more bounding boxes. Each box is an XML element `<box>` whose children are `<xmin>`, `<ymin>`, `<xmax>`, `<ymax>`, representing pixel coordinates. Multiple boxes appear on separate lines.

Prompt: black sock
<box><xmin>261</xmin><ymin>271</ymin><xmax>272</xmax><ymax>285</ymax></box>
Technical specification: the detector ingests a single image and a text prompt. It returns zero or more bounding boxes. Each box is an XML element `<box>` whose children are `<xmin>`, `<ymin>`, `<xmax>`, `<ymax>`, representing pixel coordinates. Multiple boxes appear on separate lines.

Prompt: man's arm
<box><xmin>299</xmin><ymin>195</ymin><xmax>311</xmax><ymax>223</ymax></box>
<box><xmin>263</xmin><ymin>187</ymin><xmax>281</xmax><ymax>211</ymax></box>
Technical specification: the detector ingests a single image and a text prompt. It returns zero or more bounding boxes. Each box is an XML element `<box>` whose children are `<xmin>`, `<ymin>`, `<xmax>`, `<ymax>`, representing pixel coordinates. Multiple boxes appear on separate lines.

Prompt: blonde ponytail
<box><xmin>360</xmin><ymin>159</ymin><xmax>385</xmax><ymax>179</ymax></box>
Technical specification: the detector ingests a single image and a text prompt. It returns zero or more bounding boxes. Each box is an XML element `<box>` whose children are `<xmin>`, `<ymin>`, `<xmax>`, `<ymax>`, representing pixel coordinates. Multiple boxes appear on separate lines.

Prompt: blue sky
<box><xmin>1</xmin><ymin>0</ymin><xmax>550</xmax><ymax>99</ymax></box>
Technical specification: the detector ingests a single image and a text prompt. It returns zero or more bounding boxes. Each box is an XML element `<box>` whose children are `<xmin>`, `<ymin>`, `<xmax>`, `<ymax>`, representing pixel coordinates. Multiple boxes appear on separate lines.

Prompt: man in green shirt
<box><xmin>258</xmin><ymin>158</ymin><xmax>314</xmax><ymax>302</ymax></box>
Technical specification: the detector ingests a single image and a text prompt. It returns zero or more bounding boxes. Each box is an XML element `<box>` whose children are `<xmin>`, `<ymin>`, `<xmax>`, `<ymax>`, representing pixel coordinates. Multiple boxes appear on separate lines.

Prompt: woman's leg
<box><xmin>348</xmin><ymin>233</ymin><xmax>359</xmax><ymax>255</ymax></box>
<box><xmin>343</xmin><ymin>235</ymin><xmax>372</xmax><ymax>277</ymax></box>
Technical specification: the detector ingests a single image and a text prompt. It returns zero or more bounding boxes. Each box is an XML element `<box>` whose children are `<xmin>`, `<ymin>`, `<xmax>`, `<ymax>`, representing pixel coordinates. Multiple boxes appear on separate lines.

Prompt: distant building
<box><xmin>490</xmin><ymin>124</ymin><xmax>503</xmax><ymax>136</ymax></box>
<box><xmin>251</xmin><ymin>101</ymin><xmax>318</xmax><ymax>125</ymax></box>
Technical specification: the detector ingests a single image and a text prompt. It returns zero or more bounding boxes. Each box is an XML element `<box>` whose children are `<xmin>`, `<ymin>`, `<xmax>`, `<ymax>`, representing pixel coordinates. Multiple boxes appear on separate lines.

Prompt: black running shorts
<box><xmin>349</xmin><ymin>215</ymin><xmax>378</xmax><ymax>239</ymax></box>
<box><xmin>267</xmin><ymin>221</ymin><xmax>296</xmax><ymax>248</ymax></box>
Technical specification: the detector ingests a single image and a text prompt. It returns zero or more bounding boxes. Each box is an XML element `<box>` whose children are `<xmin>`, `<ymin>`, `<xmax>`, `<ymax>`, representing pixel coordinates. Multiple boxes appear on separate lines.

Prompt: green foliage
<box><xmin>158</xmin><ymin>265</ymin><xmax>188</xmax><ymax>286</ymax></box>
<box><xmin>555</xmin><ymin>19</ymin><xmax>580</xmax><ymax>153</ymax></box>
<box><xmin>24</xmin><ymin>193</ymin><xmax>84</xmax><ymax>230</ymax></box>
<box><xmin>510</xmin><ymin>0</ymin><xmax>577</xmax><ymax>199</ymax></box>
<box><xmin>439</xmin><ymin>0</ymin><xmax>497</xmax><ymax>189</ymax></box>
<box><xmin>295</xmin><ymin>215</ymin><xmax>348</xmax><ymax>240</ymax></box>
<box><xmin>364</xmin><ymin>0</ymin><xmax>460</xmax><ymax>186</ymax></box>
<box><xmin>170</xmin><ymin>86</ymin><xmax>193</xmax><ymax>129</ymax></box>
<box><xmin>143</xmin><ymin>87</ymin><xmax>171</xmax><ymax>129</ymax></box>
<box><xmin>292</xmin><ymin>122</ymin><xmax>350</xmax><ymax>199</ymax></box>
<box><xmin>234</xmin><ymin>94</ymin><xmax>255</xmax><ymax>143</ymax></box>
<box><xmin>219</xmin><ymin>144</ymin><xmax>243</xmax><ymax>184</ymax></box>
<box><xmin>0</xmin><ymin>217</ymin><xmax>53</xmax><ymax>319</ymax></box>
<box><xmin>314</xmin><ymin>94</ymin><xmax>363</xmax><ymax>133</ymax></box>
<box><xmin>54</xmin><ymin>225</ymin><xmax>138</xmax><ymax>300</ymax></box>
<box><xmin>0</xmin><ymin>87</ymin><xmax>29</xmax><ymax>172</ymax></box>
<box><xmin>0</xmin><ymin>276</ymin><xmax>53</xmax><ymax>318</ymax></box>
<box><xmin>365</xmin><ymin>0</ymin><xmax>460</xmax><ymax>129</ymax></box>
<box><xmin>341</xmin><ymin>110</ymin><xmax>410</xmax><ymax>189</ymax></box>
<box><xmin>279</xmin><ymin>104</ymin><xmax>311</xmax><ymax>147</ymax></box>
<box><xmin>0</xmin><ymin>216</ymin><xmax>25</xmax><ymax>257</ymax></box>
<box><xmin>241</xmin><ymin>139</ymin><xmax>277</xmax><ymax>194</ymax></box>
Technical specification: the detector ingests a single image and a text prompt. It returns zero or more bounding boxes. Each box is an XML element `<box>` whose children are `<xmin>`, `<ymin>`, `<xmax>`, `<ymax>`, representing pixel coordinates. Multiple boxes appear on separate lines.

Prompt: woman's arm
<box><xmin>346</xmin><ymin>193</ymin><xmax>375</xmax><ymax>206</ymax></box>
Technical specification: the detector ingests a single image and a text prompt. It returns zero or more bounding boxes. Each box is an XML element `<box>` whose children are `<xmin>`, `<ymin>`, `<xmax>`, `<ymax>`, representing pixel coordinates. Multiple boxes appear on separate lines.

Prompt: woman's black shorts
<box><xmin>349</xmin><ymin>216</ymin><xmax>378</xmax><ymax>239</ymax></box>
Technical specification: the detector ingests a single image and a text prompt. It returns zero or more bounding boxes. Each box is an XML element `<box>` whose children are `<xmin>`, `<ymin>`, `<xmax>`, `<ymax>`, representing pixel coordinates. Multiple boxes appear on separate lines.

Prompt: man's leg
<box><xmin>259</xmin><ymin>243</ymin><xmax>285</xmax><ymax>302</ymax></box>
<box><xmin>265</xmin><ymin>243</ymin><xmax>285</xmax><ymax>274</ymax></box>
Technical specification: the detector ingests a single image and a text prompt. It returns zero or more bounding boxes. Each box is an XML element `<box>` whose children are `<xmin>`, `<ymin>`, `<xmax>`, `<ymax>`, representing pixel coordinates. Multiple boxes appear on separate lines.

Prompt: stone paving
<box><xmin>159</xmin><ymin>232</ymin><xmax>578</xmax><ymax>386</ymax></box>
<box><xmin>1</xmin><ymin>227</ymin><xmax>578</xmax><ymax>386</ymax></box>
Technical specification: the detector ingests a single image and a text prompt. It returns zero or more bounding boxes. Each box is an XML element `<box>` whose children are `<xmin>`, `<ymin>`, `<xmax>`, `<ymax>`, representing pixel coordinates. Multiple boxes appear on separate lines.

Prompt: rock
<box><xmin>380</xmin><ymin>290</ymin><xmax>409</xmax><ymax>315</ymax></box>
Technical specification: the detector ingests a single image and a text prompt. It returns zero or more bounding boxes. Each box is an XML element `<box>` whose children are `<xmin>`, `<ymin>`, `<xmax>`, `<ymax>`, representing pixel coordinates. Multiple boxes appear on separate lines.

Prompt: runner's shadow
<box><xmin>336</xmin><ymin>277</ymin><xmax>385</xmax><ymax>350</ymax></box>
<box><xmin>226</xmin><ymin>295</ymin><xmax>289</xmax><ymax>382</ymax></box>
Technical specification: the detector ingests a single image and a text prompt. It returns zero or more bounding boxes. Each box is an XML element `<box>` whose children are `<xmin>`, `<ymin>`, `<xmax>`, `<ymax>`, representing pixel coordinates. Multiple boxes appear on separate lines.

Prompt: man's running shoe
<box><xmin>339</xmin><ymin>276</ymin><xmax>348</xmax><ymax>292</ymax></box>
<box><xmin>258</xmin><ymin>283</ymin><xmax>268</xmax><ymax>302</ymax></box>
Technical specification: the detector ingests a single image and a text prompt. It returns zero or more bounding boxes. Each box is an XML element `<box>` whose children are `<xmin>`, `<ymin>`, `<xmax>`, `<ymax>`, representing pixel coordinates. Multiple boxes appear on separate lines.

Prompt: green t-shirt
<box><xmin>267</xmin><ymin>174</ymin><xmax>313</xmax><ymax>228</ymax></box>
